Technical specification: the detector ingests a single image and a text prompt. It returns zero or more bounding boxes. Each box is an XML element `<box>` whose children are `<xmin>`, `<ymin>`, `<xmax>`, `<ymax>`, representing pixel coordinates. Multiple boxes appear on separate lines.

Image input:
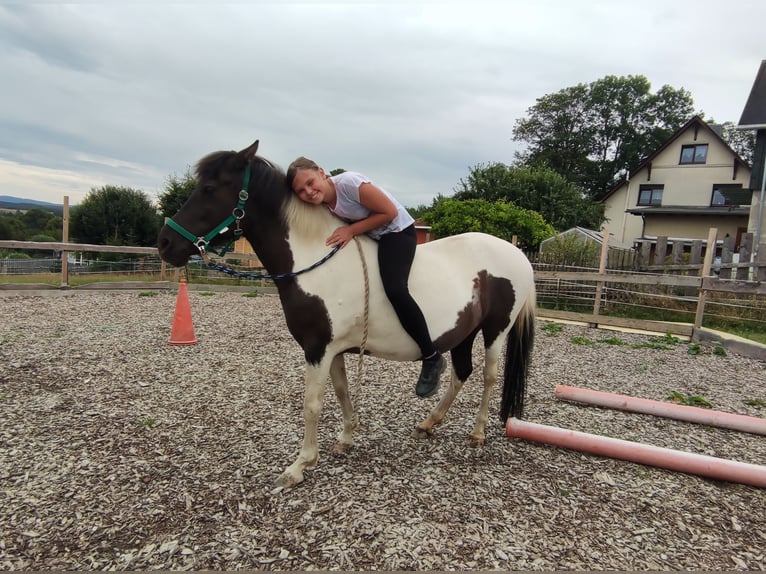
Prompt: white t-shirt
<box><xmin>329</xmin><ymin>171</ymin><xmax>415</xmax><ymax>240</ymax></box>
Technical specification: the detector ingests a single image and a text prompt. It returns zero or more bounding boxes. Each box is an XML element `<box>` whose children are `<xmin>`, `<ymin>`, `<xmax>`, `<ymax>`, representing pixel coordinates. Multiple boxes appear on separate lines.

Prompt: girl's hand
<box><xmin>326</xmin><ymin>226</ymin><xmax>355</xmax><ymax>249</ymax></box>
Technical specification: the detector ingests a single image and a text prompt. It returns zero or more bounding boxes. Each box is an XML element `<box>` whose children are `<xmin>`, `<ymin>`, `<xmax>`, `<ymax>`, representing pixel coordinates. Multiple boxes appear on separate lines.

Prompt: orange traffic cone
<box><xmin>169</xmin><ymin>280</ymin><xmax>197</xmax><ymax>345</ymax></box>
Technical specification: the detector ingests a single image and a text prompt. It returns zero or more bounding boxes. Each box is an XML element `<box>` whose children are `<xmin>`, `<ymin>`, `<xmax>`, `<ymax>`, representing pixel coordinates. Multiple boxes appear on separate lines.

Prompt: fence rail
<box><xmin>1</xmin><ymin>232</ymin><xmax>764</xmax><ymax>359</ymax></box>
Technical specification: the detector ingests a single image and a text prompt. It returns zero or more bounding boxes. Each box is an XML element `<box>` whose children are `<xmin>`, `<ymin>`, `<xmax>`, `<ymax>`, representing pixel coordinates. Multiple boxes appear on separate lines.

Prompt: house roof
<box><xmin>601</xmin><ymin>115</ymin><xmax>750</xmax><ymax>202</ymax></box>
<box><xmin>625</xmin><ymin>205</ymin><xmax>750</xmax><ymax>216</ymax></box>
<box><xmin>739</xmin><ymin>60</ymin><xmax>766</xmax><ymax>129</ymax></box>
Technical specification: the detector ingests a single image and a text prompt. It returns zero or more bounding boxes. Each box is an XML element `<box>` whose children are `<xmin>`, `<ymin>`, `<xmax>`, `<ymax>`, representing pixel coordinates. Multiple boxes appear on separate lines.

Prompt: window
<box><xmin>711</xmin><ymin>184</ymin><xmax>751</xmax><ymax>206</ymax></box>
<box><xmin>638</xmin><ymin>184</ymin><xmax>663</xmax><ymax>206</ymax></box>
<box><xmin>680</xmin><ymin>144</ymin><xmax>708</xmax><ymax>164</ymax></box>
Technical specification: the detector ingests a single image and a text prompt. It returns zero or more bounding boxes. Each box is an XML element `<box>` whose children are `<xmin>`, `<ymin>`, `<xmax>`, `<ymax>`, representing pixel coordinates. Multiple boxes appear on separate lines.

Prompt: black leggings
<box><xmin>377</xmin><ymin>225</ymin><xmax>436</xmax><ymax>359</ymax></box>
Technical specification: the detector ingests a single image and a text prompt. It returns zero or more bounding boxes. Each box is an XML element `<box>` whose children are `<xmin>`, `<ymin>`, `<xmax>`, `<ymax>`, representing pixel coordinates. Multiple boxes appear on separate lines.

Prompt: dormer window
<box><xmin>680</xmin><ymin>144</ymin><xmax>708</xmax><ymax>164</ymax></box>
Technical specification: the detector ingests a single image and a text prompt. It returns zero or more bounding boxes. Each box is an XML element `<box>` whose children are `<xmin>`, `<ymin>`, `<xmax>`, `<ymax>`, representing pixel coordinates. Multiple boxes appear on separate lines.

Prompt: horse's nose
<box><xmin>157</xmin><ymin>234</ymin><xmax>170</xmax><ymax>255</ymax></box>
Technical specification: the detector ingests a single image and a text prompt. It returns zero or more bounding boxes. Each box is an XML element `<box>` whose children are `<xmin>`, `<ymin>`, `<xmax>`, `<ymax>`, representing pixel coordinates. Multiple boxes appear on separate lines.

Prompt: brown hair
<box><xmin>286</xmin><ymin>156</ymin><xmax>320</xmax><ymax>190</ymax></box>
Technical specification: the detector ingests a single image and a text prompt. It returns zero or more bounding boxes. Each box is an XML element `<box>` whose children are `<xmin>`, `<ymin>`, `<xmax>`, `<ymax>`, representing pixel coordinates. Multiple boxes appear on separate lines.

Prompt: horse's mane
<box><xmin>195</xmin><ymin>150</ymin><xmax>344</xmax><ymax>244</ymax></box>
<box><xmin>283</xmin><ymin>191</ymin><xmax>344</xmax><ymax>244</ymax></box>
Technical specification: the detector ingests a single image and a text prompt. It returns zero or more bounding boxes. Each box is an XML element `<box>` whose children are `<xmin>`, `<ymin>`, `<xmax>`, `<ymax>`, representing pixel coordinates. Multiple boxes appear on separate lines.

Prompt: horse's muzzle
<box><xmin>157</xmin><ymin>226</ymin><xmax>194</xmax><ymax>267</ymax></box>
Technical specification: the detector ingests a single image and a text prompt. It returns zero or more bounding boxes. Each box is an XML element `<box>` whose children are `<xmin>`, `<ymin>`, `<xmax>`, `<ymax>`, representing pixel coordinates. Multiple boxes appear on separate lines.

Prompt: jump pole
<box><xmin>505</xmin><ymin>418</ymin><xmax>766</xmax><ymax>488</ymax></box>
<box><xmin>555</xmin><ymin>385</ymin><xmax>766</xmax><ymax>436</ymax></box>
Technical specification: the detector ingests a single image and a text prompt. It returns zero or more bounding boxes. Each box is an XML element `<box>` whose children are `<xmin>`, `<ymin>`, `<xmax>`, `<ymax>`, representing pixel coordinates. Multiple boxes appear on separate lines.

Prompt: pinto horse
<box><xmin>157</xmin><ymin>141</ymin><xmax>536</xmax><ymax>488</ymax></box>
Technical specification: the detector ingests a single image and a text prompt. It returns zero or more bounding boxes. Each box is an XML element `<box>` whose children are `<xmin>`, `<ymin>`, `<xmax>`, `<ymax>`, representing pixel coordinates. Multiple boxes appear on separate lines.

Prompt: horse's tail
<box><xmin>499</xmin><ymin>287</ymin><xmax>536</xmax><ymax>422</ymax></box>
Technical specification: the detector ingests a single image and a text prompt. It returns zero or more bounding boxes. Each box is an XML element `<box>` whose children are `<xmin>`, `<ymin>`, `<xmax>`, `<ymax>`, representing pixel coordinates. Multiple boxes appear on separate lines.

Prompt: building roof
<box><xmin>625</xmin><ymin>205</ymin><xmax>750</xmax><ymax>216</ymax></box>
<box><xmin>739</xmin><ymin>60</ymin><xmax>766</xmax><ymax>129</ymax></box>
<box><xmin>601</xmin><ymin>115</ymin><xmax>750</xmax><ymax>202</ymax></box>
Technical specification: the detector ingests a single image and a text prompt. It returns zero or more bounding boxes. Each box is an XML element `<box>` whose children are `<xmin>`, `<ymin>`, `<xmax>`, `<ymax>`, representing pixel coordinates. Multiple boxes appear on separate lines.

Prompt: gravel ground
<box><xmin>0</xmin><ymin>289</ymin><xmax>765</xmax><ymax>571</ymax></box>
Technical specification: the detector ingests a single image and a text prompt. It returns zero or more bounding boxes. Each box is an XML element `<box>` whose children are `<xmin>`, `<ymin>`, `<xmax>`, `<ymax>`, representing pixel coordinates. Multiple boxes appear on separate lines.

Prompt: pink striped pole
<box><xmin>554</xmin><ymin>385</ymin><xmax>766</xmax><ymax>436</ymax></box>
<box><xmin>505</xmin><ymin>418</ymin><xmax>766</xmax><ymax>488</ymax></box>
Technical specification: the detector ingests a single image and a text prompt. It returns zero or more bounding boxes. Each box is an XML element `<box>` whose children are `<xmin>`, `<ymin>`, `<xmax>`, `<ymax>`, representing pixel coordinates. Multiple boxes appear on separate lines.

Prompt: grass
<box><xmin>632</xmin><ymin>333</ymin><xmax>681</xmax><ymax>350</ymax></box>
<box><xmin>137</xmin><ymin>417</ymin><xmax>157</xmax><ymax>428</ymax></box>
<box><xmin>600</xmin><ymin>335</ymin><xmax>627</xmax><ymax>346</ymax></box>
<box><xmin>687</xmin><ymin>342</ymin><xmax>702</xmax><ymax>355</ymax></box>
<box><xmin>541</xmin><ymin>322</ymin><xmax>563</xmax><ymax>336</ymax></box>
<box><xmin>744</xmin><ymin>398</ymin><xmax>766</xmax><ymax>407</ymax></box>
<box><xmin>538</xmin><ymin>297</ymin><xmax>765</xmax><ymax>345</ymax></box>
<box><xmin>667</xmin><ymin>391</ymin><xmax>712</xmax><ymax>408</ymax></box>
<box><xmin>0</xmin><ymin>272</ymin><xmax>162</xmax><ymax>286</ymax></box>
<box><xmin>713</xmin><ymin>345</ymin><xmax>727</xmax><ymax>357</ymax></box>
<box><xmin>0</xmin><ymin>271</ymin><xmax>268</xmax><ymax>288</ymax></box>
<box><xmin>570</xmin><ymin>335</ymin><xmax>595</xmax><ymax>346</ymax></box>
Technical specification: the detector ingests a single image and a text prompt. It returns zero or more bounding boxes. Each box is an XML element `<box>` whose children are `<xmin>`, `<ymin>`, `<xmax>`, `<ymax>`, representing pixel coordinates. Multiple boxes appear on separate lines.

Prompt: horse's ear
<box><xmin>240</xmin><ymin>140</ymin><xmax>260</xmax><ymax>160</ymax></box>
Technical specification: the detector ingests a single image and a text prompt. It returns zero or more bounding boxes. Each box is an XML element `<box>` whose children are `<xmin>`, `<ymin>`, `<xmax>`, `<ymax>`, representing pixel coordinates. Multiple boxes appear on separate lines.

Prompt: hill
<box><xmin>0</xmin><ymin>196</ymin><xmax>63</xmax><ymax>215</ymax></box>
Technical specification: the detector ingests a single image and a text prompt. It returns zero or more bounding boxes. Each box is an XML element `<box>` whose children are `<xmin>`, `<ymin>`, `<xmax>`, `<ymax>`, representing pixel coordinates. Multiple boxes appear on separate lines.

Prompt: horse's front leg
<box><xmin>328</xmin><ymin>354</ymin><xmax>359</xmax><ymax>454</ymax></box>
<box><xmin>276</xmin><ymin>356</ymin><xmax>333</xmax><ymax>488</ymax></box>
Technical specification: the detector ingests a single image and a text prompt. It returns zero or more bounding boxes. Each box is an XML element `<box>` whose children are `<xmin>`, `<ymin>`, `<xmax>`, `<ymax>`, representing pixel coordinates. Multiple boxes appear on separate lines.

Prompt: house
<box><xmin>414</xmin><ymin>219</ymin><xmax>433</xmax><ymax>244</ymax></box>
<box><xmin>601</xmin><ymin>116</ymin><xmax>753</xmax><ymax>249</ymax></box>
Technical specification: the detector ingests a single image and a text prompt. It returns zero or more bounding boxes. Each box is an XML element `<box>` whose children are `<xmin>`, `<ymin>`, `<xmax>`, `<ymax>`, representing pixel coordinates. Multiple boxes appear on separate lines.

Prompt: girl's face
<box><xmin>292</xmin><ymin>167</ymin><xmax>328</xmax><ymax>205</ymax></box>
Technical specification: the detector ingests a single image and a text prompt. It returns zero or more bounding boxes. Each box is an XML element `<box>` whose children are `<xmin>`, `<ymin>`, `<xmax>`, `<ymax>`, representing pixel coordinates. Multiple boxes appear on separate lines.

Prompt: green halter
<box><xmin>165</xmin><ymin>165</ymin><xmax>251</xmax><ymax>256</ymax></box>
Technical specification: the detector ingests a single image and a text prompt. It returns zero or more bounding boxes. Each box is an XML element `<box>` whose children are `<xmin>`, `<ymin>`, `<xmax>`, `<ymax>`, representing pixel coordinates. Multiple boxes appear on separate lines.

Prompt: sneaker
<box><xmin>415</xmin><ymin>354</ymin><xmax>446</xmax><ymax>398</ymax></box>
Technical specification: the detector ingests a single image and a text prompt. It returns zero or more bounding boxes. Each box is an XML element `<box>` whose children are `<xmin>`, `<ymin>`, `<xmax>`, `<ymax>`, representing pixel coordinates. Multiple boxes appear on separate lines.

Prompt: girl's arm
<box><xmin>326</xmin><ymin>182</ymin><xmax>398</xmax><ymax>248</ymax></box>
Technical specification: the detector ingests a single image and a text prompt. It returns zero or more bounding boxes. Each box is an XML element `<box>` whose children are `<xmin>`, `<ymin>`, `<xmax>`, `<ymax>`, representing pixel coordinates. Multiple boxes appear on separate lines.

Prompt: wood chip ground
<box><xmin>0</xmin><ymin>291</ymin><xmax>764</xmax><ymax>570</ymax></box>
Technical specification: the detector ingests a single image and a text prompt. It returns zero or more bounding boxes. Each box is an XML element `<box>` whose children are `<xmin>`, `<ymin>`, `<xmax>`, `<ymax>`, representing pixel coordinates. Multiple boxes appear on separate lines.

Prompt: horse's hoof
<box><xmin>413</xmin><ymin>425</ymin><xmax>434</xmax><ymax>439</ymax></box>
<box><xmin>332</xmin><ymin>441</ymin><xmax>353</xmax><ymax>455</ymax></box>
<box><xmin>467</xmin><ymin>434</ymin><xmax>486</xmax><ymax>447</ymax></box>
<box><xmin>275</xmin><ymin>470</ymin><xmax>303</xmax><ymax>489</ymax></box>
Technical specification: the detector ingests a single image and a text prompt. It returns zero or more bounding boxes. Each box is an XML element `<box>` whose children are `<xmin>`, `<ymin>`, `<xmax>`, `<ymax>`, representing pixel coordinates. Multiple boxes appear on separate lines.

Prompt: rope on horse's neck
<box><xmin>352</xmin><ymin>236</ymin><xmax>369</xmax><ymax>405</ymax></box>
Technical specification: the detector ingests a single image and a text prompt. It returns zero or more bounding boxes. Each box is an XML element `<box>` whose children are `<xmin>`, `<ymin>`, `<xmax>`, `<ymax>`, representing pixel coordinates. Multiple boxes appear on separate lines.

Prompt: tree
<box><xmin>157</xmin><ymin>169</ymin><xmax>197</xmax><ymax>219</ymax></box>
<box><xmin>453</xmin><ymin>163</ymin><xmax>604</xmax><ymax>231</ymax></box>
<box><xmin>0</xmin><ymin>215</ymin><xmax>27</xmax><ymax>240</ymax></box>
<box><xmin>513</xmin><ymin>75</ymin><xmax>697</xmax><ymax>199</ymax></box>
<box><xmin>424</xmin><ymin>198</ymin><xmax>555</xmax><ymax>250</ymax></box>
<box><xmin>70</xmin><ymin>185</ymin><xmax>161</xmax><ymax>247</ymax></box>
<box><xmin>21</xmin><ymin>208</ymin><xmax>56</xmax><ymax>237</ymax></box>
<box><xmin>44</xmin><ymin>216</ymin><xmax>63</xmax><ymax>241</ymax></box>
<box><xmin>715</xmin><ymin>121</ymin><xmax>756</xmax><ymax>162</ymax></box>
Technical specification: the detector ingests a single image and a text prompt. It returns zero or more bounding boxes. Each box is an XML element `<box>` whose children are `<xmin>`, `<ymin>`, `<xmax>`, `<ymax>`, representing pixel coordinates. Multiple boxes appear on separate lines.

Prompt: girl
<box><xmin>286</xmin><ymin>157</ymin><xmax>445</xmax><ymax>398</ymax></box>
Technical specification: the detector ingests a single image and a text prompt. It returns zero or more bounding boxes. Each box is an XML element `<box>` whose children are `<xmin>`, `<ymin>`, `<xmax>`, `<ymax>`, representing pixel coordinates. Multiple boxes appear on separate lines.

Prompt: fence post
<box><xmin>591</xmin><ymin>228</ymin><xmax>610</xmax><ymax>324</ymax></box>
<box><xmin>693</xmin><ymin>227</ymin><xmax>718</xmax><ymax>333</ymax></box>
<box><xmin>639</xmin><ymin>240</ymin><xmax>651</xmax><ymax>270</ymax></box>
<box><xmin>653</xmin><ymin>236</ymin><xmax>668</xmax><ymax>266</ymax></box>
<box><xmin>60</xmin><ymin>196</ymin><xmax>70</xmax><ymax>288</ymax></box>
<box><xmin>737</xmin><ymin>233</ymin><xmax>753</xmax><ymax>281</ymax></box>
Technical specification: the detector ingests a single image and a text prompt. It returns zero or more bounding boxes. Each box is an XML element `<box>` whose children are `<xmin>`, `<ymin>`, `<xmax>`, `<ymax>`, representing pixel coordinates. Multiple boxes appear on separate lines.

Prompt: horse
<box><xmin>157</xmin><ymin>141</ymin><xmax>536</xmax><ymax>488</ymax></box>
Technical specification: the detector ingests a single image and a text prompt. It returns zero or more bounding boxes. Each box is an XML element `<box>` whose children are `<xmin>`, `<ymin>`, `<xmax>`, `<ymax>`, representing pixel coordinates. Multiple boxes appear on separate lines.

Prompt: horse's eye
<box><xmin>202</xmin><ymin>184</ymin><xmax>216</xmax><ymax>194</ymax></box>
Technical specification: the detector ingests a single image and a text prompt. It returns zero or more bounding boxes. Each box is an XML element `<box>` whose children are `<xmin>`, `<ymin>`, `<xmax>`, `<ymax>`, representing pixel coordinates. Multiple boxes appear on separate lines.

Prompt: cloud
<box><xmin>0</xmin><ymin>1</ymin><xmax>764</xmax><ymax>210</ymax></box>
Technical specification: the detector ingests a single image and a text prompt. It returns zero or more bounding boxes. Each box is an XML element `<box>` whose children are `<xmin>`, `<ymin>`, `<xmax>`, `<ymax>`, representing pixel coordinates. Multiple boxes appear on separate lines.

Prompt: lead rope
<box><xmin>352</xmin><ymin>236</ymin><xmax>370</xmax><ymax>405</ymax></box>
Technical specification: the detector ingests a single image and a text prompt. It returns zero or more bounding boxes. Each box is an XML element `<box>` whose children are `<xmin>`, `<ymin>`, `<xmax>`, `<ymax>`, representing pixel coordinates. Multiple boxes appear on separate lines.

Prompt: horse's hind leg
<box><xmin>414</xmin><ymin>331</ymin><xmax>476</xmax><ymax>438</ymax></box>
<box><xmin>413</xmin><ymin>367</ymin><xmax>464</xmax><ymax>438</ymax></box>
<box><xmin>328</xmin><ymin>354</ymin><xmax>359</xmax><ymax>453</ymax></box>
<box><xmin>468</xmin><ymin>332</ymin><xmax>505</xmax><ymax>445</ymax></box>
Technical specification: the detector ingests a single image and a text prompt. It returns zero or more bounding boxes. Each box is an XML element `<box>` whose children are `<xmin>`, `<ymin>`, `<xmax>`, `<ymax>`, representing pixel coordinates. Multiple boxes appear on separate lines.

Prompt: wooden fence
<box><xmin>532</xmin><ymin>228</ymin><xmax>766</xmax><ymax>359</ymax></box>
<box><xmin>2</xmin><ymin>229</ymin><xmax>765</xmax><ymax>359</ymax></box>
<box><xmin>635</xmin><ymin>231</ymin><xmax>766</xmax><ymax>281</ymax></box>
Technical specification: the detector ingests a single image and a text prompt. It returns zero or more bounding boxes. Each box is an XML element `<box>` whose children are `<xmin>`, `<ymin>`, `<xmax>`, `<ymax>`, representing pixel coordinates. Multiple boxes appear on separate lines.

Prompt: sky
<box><xmin>0</xmin><ymin>1</ymin><xmax>764</xmax><ymax>209</ymax></box>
